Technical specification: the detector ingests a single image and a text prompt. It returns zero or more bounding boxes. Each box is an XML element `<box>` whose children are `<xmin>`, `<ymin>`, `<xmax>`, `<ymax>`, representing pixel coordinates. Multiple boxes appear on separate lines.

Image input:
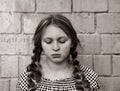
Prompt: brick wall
<box><xmin>0</xmin><ymin>0</ymin><xmax>120</xmax><ymax>91</ymax></box>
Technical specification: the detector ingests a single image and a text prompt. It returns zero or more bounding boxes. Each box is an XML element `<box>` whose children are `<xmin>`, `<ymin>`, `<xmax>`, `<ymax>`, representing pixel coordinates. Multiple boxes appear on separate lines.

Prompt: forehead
<box><xmin>41</xmin><ymin>25</ymin><xmax>68</xmax><ymax>38</ymax></box>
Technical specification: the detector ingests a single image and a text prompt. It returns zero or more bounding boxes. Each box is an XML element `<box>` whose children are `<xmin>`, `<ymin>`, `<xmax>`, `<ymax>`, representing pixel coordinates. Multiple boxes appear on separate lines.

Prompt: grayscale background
<box><xmin>0</xmin><ymin>0</ymin><xmax>120</xmax><ymax>91</ymax></box>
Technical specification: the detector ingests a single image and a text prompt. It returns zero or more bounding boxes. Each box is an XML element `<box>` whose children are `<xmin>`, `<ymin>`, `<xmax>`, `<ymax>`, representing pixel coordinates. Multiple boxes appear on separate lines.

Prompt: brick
<box><xmin>99</xmin><ymin>77</ymin><xmax>113</xmax><ymax>91</ymax></box>
<box><xmin>77</xmin><ymin>55</ymin><xmax>93</xmax><ymax>69</ymax></box>
<box><xmin>1</xmin><ymin>56</ymin><xmax>18</xmax><ymax>77</ymax></box>
<box><xmin>10</xmin><ymin>78</ymin><xmax>18</xmax><ymax>91</ymax></box>
<box><xmin>94</xmin><ymin>55</ymin><xmax>111</xmax><ymax>75</ymax></box>
<box><xmin>73</xmin><ymin>0</ymin><xmax>107</xmax><ymax>12</ymax></box>
<box><xmin>36</xmin><ymin>0</ymin><xmax>71</xmax><ymax>12</ymax></box>
<box><xmin>99</xmin><ymin>77</ymin><xmax>120</xmax><ymax>91</ymax></box>
<box><xmin>19</xmin><ymin>56</ymin><xmax>31</xmax><ymax>73</ymax></box>
<box><xmin>64</xmin><ymin>13</ymin><xmax>95</xmax><ymax>33</ymax></box>
<box><xmin>23</xmin><ymin>14</ymin><xmax>48</xmax><ymax>34</ymax></box>
<box><xmin>28</xmin><ymin>35</ymin><xmax>34</xmax><ymax>55</ymax></box>
<box><xmin>0</xmin><ymin>79</ymin><xmax>9</xmax><ymax>91</ymax></box>
<box><xmin>0</xmin><ymin>0</ymin><xmax>35</xmax><ymax>12</ymax></box>
<box><xmin>112</xmin><ymin>55</ymin><xmax>120</xmax><ymax>75</ymax></box>
<box><xmin>112</xmin><ymin>77</ymin><xmax>120</xmax><ymax>91</ymax></box>
<box><xmin>96</xmin><ymin>14</ymin><xmax>120</xmax><ymax>33</ymax></box>
<box><xmin>0</xmin><ymin>13</ymin><xmax>21</xmax><ymax>33</ymax></box>
<box><xmin>23</xmin><ymin>13</ymin><xmax>94</xmax><ymax>34</ymax></box>
<box><xmin>77</xmin><ymin>34</ymin><xmax>101</xmax><ymax>54</ymax></box>
<box><xmin>101</xmin><ymin>35</ymin><xmax>120</xmax><ymax>54</ymax></box>
<box><xmin>109</xmin><ymin>0</ymin><xmax>120</xmax><ymax>12</ymax></box>
<box><xmin>0</xmin><ymin>34</ymin><xmax>30</xmax><ymax>54</ymax></box>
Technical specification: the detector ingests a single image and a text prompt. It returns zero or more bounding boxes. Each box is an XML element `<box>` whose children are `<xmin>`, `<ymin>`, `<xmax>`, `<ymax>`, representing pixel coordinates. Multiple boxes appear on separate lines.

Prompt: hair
<box><xmin>27</xmin><ymin>14</ymin><xmax>90</xmax><ymax>91</ymax></box>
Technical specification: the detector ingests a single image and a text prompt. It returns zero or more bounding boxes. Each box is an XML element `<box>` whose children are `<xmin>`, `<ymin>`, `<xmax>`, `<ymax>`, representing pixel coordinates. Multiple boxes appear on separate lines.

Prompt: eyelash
<box><xmin>45</xmin><ymin>39</ymin><xmax>52</xmax><ymax>44</ymax></box>
<box><xmin>59</xmin><ymin>39</ymin><xmax>66</xmax><ymax>43</ymax></box>
<box><xmin>44</xmin><ymin>39</ymin><xmax>66</xmax><ymax>44</ymax></box>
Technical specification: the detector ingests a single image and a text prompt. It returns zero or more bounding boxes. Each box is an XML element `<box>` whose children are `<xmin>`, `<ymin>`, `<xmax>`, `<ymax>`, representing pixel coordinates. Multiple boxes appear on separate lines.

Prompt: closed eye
<box><xmin>58</xmin><ymin>38</ymin><xmax>67</xmax><ymax>43</ymax></box>
<box><xmin>44</xmin><ymin>38</ymin><xmax>52</xmax><ymax>44</ymax></box>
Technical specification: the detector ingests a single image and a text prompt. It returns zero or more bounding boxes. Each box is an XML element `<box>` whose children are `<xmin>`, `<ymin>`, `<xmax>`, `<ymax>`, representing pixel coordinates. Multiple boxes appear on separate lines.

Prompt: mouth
<box><xmin>51</xmin><ymin>54</ymin><xmax>61</xmax><ymax>58</ymax></box>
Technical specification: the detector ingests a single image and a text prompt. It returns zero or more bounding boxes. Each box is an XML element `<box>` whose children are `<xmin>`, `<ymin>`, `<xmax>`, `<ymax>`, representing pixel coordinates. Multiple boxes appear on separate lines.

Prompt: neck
<box><xmin>41</xmin><ymin>58</ymin><xmax>73</xmax><ymax>80</ymax></box>
<box><xmin>46</xmin><ymin>59</ymin><xmax>70</xmax><ymax>71</ymax></box>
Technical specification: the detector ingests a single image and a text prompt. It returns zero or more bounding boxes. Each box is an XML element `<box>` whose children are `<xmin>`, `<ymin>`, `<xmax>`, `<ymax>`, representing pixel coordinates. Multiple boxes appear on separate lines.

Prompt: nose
<box><xmin>52</xmin><ymin>41</ymin><xmax>60</xmax><ymax>51</ymax></box>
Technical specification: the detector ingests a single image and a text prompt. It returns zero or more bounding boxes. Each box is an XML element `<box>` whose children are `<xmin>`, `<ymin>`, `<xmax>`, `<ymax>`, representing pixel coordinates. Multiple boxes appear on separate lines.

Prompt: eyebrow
<box><xmin>58</xmin><ymin>37</ymin><xmax>68</xmax><ymax>40</ymax></box>
<box><xmin>43</xmin><ymin>37</ymin><xmax>52</xmax><ymax>41</ymax></box>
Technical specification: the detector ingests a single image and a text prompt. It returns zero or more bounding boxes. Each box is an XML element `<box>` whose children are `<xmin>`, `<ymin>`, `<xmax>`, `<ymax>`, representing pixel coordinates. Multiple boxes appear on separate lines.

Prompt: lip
<box><xmin>51</xmin><ymin>54</ymin><xmax>61</xmax><ymax>58</ymax></box>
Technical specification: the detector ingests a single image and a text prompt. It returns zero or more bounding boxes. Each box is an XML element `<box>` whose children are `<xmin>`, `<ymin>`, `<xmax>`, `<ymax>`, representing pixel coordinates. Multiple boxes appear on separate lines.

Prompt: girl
<box><xmin>17</xmin><ymin>15</ymin><xmax>100</xmax><ymax>91</ymax></box>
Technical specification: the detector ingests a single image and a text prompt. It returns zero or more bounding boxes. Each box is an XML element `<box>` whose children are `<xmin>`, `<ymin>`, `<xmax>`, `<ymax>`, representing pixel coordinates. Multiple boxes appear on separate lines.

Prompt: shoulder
<box><xmin>80</xmin><ymin>65</ymin><xmax>100</xmax><ymax>90</ymax></box>
<box><xmin>16</xmin><ymin>69</ymin><xmax>29</xmax><ymax>90</ymax></box>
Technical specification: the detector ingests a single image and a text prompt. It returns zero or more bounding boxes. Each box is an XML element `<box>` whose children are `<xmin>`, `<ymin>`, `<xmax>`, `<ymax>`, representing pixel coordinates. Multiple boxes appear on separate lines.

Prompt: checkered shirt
<box><xmin>16</xmin><ymin>65</ymin><xmax>100</xmax><ymax>91</ymax></box>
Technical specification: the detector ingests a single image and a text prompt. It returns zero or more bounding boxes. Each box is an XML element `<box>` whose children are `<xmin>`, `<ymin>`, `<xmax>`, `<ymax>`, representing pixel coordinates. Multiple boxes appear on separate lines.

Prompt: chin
<box><xmin>51</xmin><ymin>58</ymin><xmax>64</xmax><ymax>63</ymax></box>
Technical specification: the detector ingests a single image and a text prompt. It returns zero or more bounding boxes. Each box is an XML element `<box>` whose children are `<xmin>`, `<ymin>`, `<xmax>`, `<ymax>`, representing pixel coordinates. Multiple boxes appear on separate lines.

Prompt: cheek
<box><xmin>42</xmin><ymin>45</ymin><xmax>51</xmax><ymax>57</ymax></box>
<box><xmin>41</xmin><ymin>42</ymin><xmax>51</xmax><ymax>52</ymax></box>
<box><xmin>62</xmin><ymin>46</ymin><xmax>70</xmax><ymax>51</ymax></box>
<box><xmin>61</xmin><ymin>46</ymin><xmax>71</xmax><ymax>59</ymax></box>
<box><xmin>61</xmin><ymin>42</ymin><xmax>71</xmax><ymax>53</ymax></box>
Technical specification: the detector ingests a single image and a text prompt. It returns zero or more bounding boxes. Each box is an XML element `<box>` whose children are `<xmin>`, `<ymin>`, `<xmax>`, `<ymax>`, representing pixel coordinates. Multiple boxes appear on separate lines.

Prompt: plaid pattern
<box><xmin>80</xmin><ymin>66</ymin><xmax>100</xmax><ymax>90</ymax></box>
<box><xmin>16</xmin><ymin>65</ymin><xmax>100</xmax><ymax>91</ymax></box>
<box><xmin>36</xmin><ymin>77</ymin><xmax>76</xmax><ymax>91</ymax></box>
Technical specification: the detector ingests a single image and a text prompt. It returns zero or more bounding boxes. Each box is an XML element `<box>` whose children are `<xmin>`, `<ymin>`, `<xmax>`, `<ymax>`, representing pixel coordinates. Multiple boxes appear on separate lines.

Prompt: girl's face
<box><xmin>41</xmin><ymin>25</ymin><xmax>72</xmax><ymax>64</ymax></box>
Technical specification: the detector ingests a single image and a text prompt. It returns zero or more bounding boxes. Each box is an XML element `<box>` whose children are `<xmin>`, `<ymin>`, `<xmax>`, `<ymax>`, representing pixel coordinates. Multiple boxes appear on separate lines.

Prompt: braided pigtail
<box><xmin>26</xmin><ymin>14</ymin><xmax>45</xmax><ymax>91</ymax></box>
<box><xmin>71</xmin><ymin>47</ymin><xmax>90</xmax><ymax>91</ymax></box>
<box><xmin>27</xmin><ymin>45</ymin><xmax>42</xmax><ymax>91</ymax></box>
